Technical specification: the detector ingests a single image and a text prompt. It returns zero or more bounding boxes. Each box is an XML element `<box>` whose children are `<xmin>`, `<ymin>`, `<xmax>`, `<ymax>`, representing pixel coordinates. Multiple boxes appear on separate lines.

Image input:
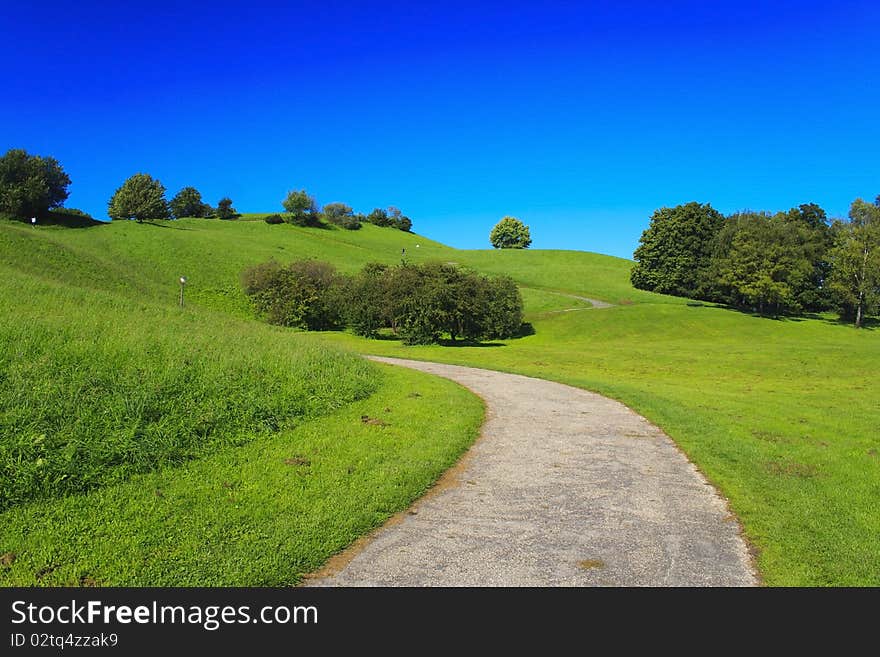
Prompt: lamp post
<box><xmin>179</xmin><ymin>276</ymin><xmax>187</xmax><ymax>308</ymax></box>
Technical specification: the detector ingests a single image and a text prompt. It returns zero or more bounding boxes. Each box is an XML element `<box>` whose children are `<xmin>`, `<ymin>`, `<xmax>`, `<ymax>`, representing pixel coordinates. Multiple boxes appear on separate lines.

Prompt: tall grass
<box><xmin>0</xmin><ymin>267</ymin><xmax>378</xmax><ymax>510</ymax></box>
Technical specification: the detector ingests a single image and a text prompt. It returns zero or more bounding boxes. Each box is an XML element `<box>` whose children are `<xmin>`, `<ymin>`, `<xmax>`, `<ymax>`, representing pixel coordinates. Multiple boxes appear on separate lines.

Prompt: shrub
<box><xmin>243</xmin><ymin>259</ymin><xmax>524</xmax><ymax>344</ymax></box>
<box><xmin>366</xmin><ymin>208</ymin><xmax>392</xmax><ymax>227</ymax></box>
<box><xmin>217</xmin><ymin>197</ymin><xmax>238</xmax><ymax>220</ymax></box>
<box><xmin>241</xmin><ymin>259</ymin><xmax>343</xmax><ymax>330</ymax></box>
<box><xmin>342</xmin><ymin>263</ymin><xmax>390</xmax><ymax>338</ymax></box>
<box><xmin>264</xmin><ymin>214</ymin><xmax>284</xmax><ymax>224</ymax></box>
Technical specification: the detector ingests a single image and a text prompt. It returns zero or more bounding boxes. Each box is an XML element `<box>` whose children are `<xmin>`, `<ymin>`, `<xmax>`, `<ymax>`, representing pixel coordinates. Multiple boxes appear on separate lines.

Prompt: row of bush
<box><xmin>241</xmin><ymin>259</ymin><xmax>524</xmax><ymax>344</ymax></box>
<box><xmin>266</xmin><ymin>190</ymin><xmax>412</xmax><ymax>231</ymax></box>
<box><xmin>630</xmin><ymin>199</ymin><xmax>880</xmax><ymax>326</ymax></box>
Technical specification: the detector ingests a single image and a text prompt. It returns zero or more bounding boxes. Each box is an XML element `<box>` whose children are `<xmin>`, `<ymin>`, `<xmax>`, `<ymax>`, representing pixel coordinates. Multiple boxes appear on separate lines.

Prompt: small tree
<box><xmin>107</xmin><ymin>173</ymin><xmax>169</xmax><ymax>222</ymax></box>
<box><xmin>0</xmin><ymin>148</ymin><xmax>71</xmax><ymax>220</ymax></box>
<box><xmin>490</xmin><ymin>216</ymin><xmax>531</xmax><ymax>249</ymax></box>
<box><xmin>366</xmin><ymin>208</ymin><xmax>392</xmax><ymax>227</ymax></box>
<box><xmin>323</xmin><ymin>202</ymin><xmax>360</xmax><ymax>230</ymax></box>
<box><xmin>282</xmin><ymin>189</ymin><xmax>320</xmax><ymax>226</ymax></box>
<box><xmin>216</xmin><ymin>197</ymin><xmax>237</xmax><ymax>220</ymax></box>
<box><xmin>828</xmin><ymin>199</ymin><xmax>880</xmax><ymax>327</ymax></box>
<box><xmin>170</xmin><ymin>186</ymin><xmax>209</xmax><ymax>218</ymax></box>
<box><xmin>241</xmin><ymin>259</ymin><xmax>343</xmax><ymax>330</ymax></box>
<box><xmin>388</xmin><ymin>206</ymin><xmax>413</xmax><ymax>232</ymax></box>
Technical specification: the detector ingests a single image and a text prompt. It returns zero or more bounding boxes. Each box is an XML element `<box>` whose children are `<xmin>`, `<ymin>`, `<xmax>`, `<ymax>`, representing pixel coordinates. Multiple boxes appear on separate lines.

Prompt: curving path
<box><xmin>304</xmin><ymin>357</ymin><xmax>758</xmax><ymax>587</ymax></box>
<box><xmin>565</xmin><ymin>293</ymin><xmax>615</xmax><ymax>309</ymax></box>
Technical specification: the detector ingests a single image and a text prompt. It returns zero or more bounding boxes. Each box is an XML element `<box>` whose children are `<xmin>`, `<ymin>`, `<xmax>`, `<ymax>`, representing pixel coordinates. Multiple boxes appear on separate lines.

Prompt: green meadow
<box><xmin>1</xmin><ymin>216</ymin><xmax>878</xmax><ymax>585</ymax></box>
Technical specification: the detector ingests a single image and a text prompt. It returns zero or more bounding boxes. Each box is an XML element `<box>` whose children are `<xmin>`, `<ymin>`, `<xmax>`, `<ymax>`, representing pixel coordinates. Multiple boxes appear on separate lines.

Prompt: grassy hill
<box><xmin>0</xmin><ymin>218</ymin><xmax>484</xmax><ymax>585</ymax></box>
<box><xmin>2</xmin><ymin>215</ymin><xmax>878</xmax><ymax>585</ymax></box>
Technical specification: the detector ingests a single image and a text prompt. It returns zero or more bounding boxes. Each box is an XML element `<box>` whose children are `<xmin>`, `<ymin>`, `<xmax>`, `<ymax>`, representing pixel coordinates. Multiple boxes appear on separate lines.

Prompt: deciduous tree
<box><xmin>631</xmin><ymin>202</ymin><xmax>723</xmax><ymax>298</ymax></box>
<box><xmin>107</xmin><ymin>173</ymin><xmax>169</xmax><ymax>222</ymax></box>
<box><xmin>828</xmin><ymin>199</ymin><xmax>880</xmax><ymax>327</ymax></box>
<box><xmin>170</xmin><ymin>186</ymin><xmax>209</xmax><ymax>218</ymax></box>
<box><xmin>0</xmin><ymin>148</ymin><xmax>71</xmax><ymax>220</ymax></box>
<box><xmin>490</xmin><ymin>216</ymin><xmax>531</xmax><ymax>249</ymax></box>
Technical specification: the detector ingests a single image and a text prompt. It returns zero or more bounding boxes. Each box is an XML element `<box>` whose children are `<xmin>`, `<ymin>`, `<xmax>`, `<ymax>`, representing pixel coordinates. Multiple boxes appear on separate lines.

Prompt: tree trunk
<box><xmin>855</xmin><ymin>297</ymin><xmax>863</xmax><ymax>328</ymax></box>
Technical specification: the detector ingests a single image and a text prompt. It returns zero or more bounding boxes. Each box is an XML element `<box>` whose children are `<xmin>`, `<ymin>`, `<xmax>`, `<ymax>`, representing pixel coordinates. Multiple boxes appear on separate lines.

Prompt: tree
<box><xmin>827</xmin><ymin>198</ymin><xmax>880</xmax><ymax>328</ymax></box>
<box><xmin>490</xmin><ymin>216</ymin><xmax>531</xmax><ymax>249</ymax></box>
<box><xmin>216</xmin><ymin>197</ymin><xmax>237</xmax><ymax>220</ymax></box>
<box><xmin>708</xmin><ymin>212</ymin><xmax>813</xmax><ymax>316</ymax></box>
<box><xmin>323</xmin><ymin>202</ymin><xmax>360</xmax><ymax>229</ymax></box>
<box><xmin>170</xmin><ymin>186</ymin><xmax>209</xmax><ymax>218</ymax></box>
<box><xmin>0</xmin><ymin>148</ymin><xmax>71</xmax><ymax>220</ymax></box>
<box><xmin>388</xmin><ymin>206</ymin><xmax>413</xmax><ymax>232</ymax></box>
<box><xmin>775</xmin><ymin>203</ymin><xmax>833</xmax><ymax>311</ymax></box>
<box><xmin>107</xmin><ymin>173</ymin><xmax>169</xmax><ymax>222</ymax></box>
<box><xmin>366</xmin><ymin>208</ymin><xmax>392</xmax><ymax>227</ymax></box>
<box><xmin>282</xmin><ymin>189</ymin><xmax>320</xmax><ymax>226</ymax></box>
<box><xmin>631</xmin><ymin>202</ymin><xmax>724</xmax><ymax>298</ymax></box>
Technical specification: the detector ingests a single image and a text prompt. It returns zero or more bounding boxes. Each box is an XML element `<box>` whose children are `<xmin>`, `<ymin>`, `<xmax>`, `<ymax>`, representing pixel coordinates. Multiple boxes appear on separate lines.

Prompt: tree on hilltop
<box><xmin>490</xmin><ymin>216</ymin><xmax>531</xmax><ymax>249</ymax></box>
<box><xmin>170</xmin><ymin>186</ymin><xmax>211</xmax><ymax>218</ymax></box>
<box><xmin>0</xmin><ymin>148</ymin><xmax>71</xmax><ymax>220</ymax></box>
<box><xmin>107</xmin><ymin>173</ymin><xmax>169</xmax><ymax>222</ymax></box>
<box><xmin>282</xmin><ymin>189</ymin><xmax>321</xmax><ymax>227</ymax></box>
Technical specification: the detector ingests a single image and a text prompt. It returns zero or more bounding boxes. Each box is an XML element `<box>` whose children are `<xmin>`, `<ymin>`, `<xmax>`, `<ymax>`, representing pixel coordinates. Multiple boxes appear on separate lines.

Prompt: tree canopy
<box><xmin>169</xmin><ymin>186</ymin><xmax>210</xmax><ymax>218</ymax></box>
<box><xmin>490</xmin><ymin>216</ymin><xmax>531</xmax><ymax>249</ymax></box>
<box><xmin>0</xmin><ymin>148</ymin><xmax>71</xmax><ymax>220</ymax></box>
<box><xmin>107</xmin><ymin>173</ymin><xmax>170</xmax><ymax>222</ymax></box>
<box><xmin>631</xmin><ymin>202</ymin><xmax>724</xmax><ymax>298</ymax></box>
<box><xmin>828</xmin><ymin>199</ymin><xmax>880</xmax><ymax>327</ymax></box>
<box><xmin>216</xmin><ymin>197</ymin><xmax>237</xmax><ymax>220</ymax></box>
<box><xmin>282</xmin><ymin>189</ymin><xmax>320</xmax><ymax>226</ymax></box>
<box><xmin>323</xmin><ymin>202</ymin><xmax>361</xmax><ymax>230</ymax></box>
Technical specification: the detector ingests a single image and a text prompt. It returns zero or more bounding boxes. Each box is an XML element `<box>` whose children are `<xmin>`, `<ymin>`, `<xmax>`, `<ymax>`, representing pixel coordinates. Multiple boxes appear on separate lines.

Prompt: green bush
<box><xmin>243</xmin><ymin>259</ymin><xmax>524</xmax><ymax>344</ymax></box>
<box><xmin>217</xmin><ymin>197</ymin><xmax>238</xmax><ymax>220</ymax></box>
<box><xmin>264</xmin><ymin>214</ymin><xmax>285</xmax><ymax>224</ymax></box>
<box><xmin>241</xmin><ymin>259</ymin><xmax>343</xmax><ymax>330</ymax></box>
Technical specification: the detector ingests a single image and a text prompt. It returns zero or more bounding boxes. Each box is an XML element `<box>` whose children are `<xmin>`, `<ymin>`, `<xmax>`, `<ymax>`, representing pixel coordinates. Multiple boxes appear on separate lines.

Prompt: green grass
<box><xmin>314</xmin><ymin>305</ymin><xmax>880</xmax><ymax>586</ymax></box>
<box><xmin>0</xmin><ymin>267</ymin><xmax>378</xmax><ymax>510</ymax></box>
<box><xmin>2</xmin><ymin>216</ymin><xmax>878</xmax><ymax>586</ymax></box>
<box><xmin>0</xmin><ymin>218</ymin><xmax>484</xmax><ymax>585</ymax></box>
<box><xmin>0</xmin><ymin>365</ymin><xmax>483</xmax><ymax>586</ymax></box>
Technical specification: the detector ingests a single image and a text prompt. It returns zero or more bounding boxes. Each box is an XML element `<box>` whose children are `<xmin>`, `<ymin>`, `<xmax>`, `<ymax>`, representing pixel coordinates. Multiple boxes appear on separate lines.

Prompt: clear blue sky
<box><xmin>3</xmin><ymin>1</ymin><xmax>878</xmax><ymax>258</ymax></box>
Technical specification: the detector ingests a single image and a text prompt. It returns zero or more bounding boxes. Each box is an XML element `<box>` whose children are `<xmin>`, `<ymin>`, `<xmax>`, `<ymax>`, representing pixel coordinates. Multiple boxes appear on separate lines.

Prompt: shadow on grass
<box><xmin>714</xmin><ymin>303</ymin><xmax>877</xmax><ymax>330</ymax></box>
<box><xmin>820</xmin><ymin>315</ymin><xmax>878</xmax><ymax>331</ymax></box>
<box><xmin>143</xmin><ymin>221</ymin><xmax>193</xmax><ymax>230</ymax></box>
<box><xmin>436</xmin><ymin>340</ymin><xmax>505</xmax><ymax>348</ymax></box>
<box><xmin>32</xmin><ymin>211</ymin><xmax>104</xmax><ymax>228</ymax></box>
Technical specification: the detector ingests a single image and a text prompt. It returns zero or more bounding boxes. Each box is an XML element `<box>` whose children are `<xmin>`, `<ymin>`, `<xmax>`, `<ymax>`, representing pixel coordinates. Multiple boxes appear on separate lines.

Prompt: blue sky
<box><xmin>3</xmin><ymin>1</ymin><xmax>878</xmax><ymax>258</ymax></box>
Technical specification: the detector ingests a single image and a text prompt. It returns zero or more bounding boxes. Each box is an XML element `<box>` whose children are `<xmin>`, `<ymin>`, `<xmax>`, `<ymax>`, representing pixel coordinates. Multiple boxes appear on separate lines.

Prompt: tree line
<box><xmin>631</xmin><ymin>199</ymin><xmax>880</xmax><ymax>327</ymax></box>
<box><xmin>0</xmin><ymin>148</ymin><xmax>413</xmax><ymax>232</ymax></box>
<box><xmin>264</xmin><ymin>190</ymin><xmax>412</xmax><ymax>231</ymax></box>
<box><xmin>241</xmin><ymin>259</ymin><xmax>525</xmax><ymax>344</ymax></box>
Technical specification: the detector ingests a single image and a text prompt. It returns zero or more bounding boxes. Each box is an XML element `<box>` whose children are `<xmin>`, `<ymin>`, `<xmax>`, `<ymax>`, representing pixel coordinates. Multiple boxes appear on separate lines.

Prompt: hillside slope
<box><xmin>2</xmin><ymin>216</ymin><xmax>878</xmax><ymax>585</ymax></box>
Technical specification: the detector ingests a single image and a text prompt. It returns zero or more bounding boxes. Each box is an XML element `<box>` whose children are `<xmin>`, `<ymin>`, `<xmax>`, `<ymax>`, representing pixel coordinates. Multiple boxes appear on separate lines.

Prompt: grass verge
<box><xmin>0</xmin><ymin>364</ymin><xmax>483</xmax><ymax>586</ymax></box>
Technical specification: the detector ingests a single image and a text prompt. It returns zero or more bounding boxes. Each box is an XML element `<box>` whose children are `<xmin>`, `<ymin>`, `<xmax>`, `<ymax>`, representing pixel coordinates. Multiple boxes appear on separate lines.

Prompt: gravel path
<box><xmin>566</xmin><ymin>293</ymin><xmax>615</xmax><ymax>309</ymax></box>
<box><xmin>304</xmin><ymin>357</ymin><xmax>758</xmax><ymax>587</ymax></box>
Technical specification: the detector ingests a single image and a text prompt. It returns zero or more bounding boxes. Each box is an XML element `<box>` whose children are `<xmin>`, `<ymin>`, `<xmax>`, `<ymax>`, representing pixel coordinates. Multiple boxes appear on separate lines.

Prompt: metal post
<box><xmin>179</xmin><ymin>276</ymin><xmax>187</xmax><ymax>308</ymax></box>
